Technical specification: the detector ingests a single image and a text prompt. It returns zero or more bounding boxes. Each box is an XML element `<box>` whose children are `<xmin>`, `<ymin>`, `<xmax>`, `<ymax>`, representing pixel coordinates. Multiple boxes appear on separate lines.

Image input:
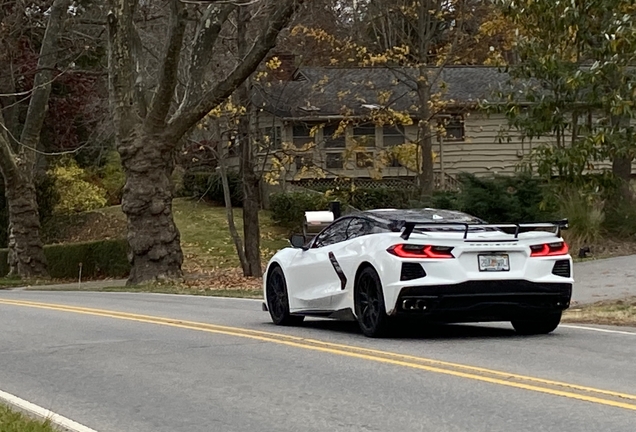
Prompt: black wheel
<box><xmin>266</xmin><ymin>266</ymin><xmax>304</xmax><ymax>326</ymax></box>
<box><xmin>511</xmin><ymin>312</ymin><xmax>562</xmax><ymax>335</ymax></box>
<box><xmin>354</xmin><ymin>266</ymin><xmax>391</xmax><ymax>338</ymax></box>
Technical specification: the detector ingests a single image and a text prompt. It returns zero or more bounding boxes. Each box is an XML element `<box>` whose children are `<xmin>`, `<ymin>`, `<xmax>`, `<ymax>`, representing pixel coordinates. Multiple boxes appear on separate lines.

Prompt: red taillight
<box><xmin>387</xmin><ymin>244</ymin><xmax>455</xmax><ymax>259</ymax></box>
<box><xmin>530</xmin><ymin>241</ymin><xmax>569</xmax><ymax>257</ymax></box>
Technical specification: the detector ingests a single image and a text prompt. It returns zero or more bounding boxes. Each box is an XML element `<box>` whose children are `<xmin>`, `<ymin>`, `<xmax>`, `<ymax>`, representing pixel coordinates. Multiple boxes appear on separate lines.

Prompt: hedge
<box><xmin>269</xmin><ymin>188</ymin><xmax>462</xmax><ymax>229</ymax></box>
<box><xmin>0</xmin><ymin>238</ymin><xmax>130</xmax><ymax>279</ymax></box>
<box><xmin>269</xmin><ymin>191</ymin><xmax>328</xmax><ymax>229</ymax></box>
<box><xmin>269</xmin><ymin>173</ymin><xmax>553</xmax><ymax>229</ymax></box>
<box><xmin>456</xmin><ymin>173</ymin><xmax>552</xmax><ymax>223</ymax></box>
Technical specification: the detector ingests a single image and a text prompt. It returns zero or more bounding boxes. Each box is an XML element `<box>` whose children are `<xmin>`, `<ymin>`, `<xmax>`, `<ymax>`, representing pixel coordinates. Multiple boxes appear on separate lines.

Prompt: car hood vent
<box><xmin>401</xmin><ymin>263</ymin><xmax>427</xmax><ymax>281</ymax></box>
<box><xmin>552</xmin><ymin>260</ymin><xmax>571</xmax><ymax>278</ymax></box>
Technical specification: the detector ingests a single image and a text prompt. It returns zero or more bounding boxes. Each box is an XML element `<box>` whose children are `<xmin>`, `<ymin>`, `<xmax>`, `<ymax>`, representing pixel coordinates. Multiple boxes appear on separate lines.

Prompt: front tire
<box><xmin>511</xmin><ymin>312</ymin><xmax>562</xmax><ymax>335</ymax></box>
<box><xmin>354</xmin><ymin>266</ymin><xmax>391</xmax><ymax>338</ymax></box>
<box><xmin>266</xmin><ymin>266</ymin><xmax>304</xmax><ymax>326</ymax></box>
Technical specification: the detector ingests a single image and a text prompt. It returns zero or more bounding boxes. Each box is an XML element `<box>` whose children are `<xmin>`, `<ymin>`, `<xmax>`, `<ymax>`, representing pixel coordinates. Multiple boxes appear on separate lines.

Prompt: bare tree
<box><xmin>107</xmin><ymin>0</ymin><xmax>302</xmax><ymax>284</ymax></box>
<box><xmin>0</xmin><ymin>0</ymin><xmax>71</xmax><ymax>278</ymax></box>
<box><xmin>363</xmin><ymin>0</ymin><xmax>467</xmax><ymax>198</ymax></box>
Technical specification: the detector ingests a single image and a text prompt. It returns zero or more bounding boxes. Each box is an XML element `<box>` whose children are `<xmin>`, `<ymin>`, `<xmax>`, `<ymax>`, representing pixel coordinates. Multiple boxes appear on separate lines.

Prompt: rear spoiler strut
<box><xmin>397</xmin><ymin>219</ymin><xmax>569</xmax><ymax>241</ymax></box>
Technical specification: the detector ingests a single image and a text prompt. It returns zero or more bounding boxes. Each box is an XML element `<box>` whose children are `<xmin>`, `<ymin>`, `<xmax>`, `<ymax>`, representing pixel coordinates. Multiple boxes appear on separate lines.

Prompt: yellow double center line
<box><xmin>2</xmin><ymin>298</ymin><xmax>636</xmax><ymax>412</ymax></box>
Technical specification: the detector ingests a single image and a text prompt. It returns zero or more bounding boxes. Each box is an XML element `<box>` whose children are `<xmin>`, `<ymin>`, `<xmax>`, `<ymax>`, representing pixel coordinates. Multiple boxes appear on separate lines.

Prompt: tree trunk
<box><xmin>217</xmin><ymin>161</ymin><xmax>248</xmax><ymax>274</ymax></box>
<box><xmin>237</xmin><ymin>7</ymin><xmax>261</xmax><ymax>277</ymax></box>
<box><xmin>612</xmin><ymin>155</ymin><xmax>633</xmax><ymax>202</ymax></box>
<box><xmin>241</xmin><ymin>173</ymin><xmax>262</xmax><ymax>276</ymax></box>
<box><xmin>107</xmin><ymin>0</ymin><xmax>302</xmax><ymax>282</ymax></box>
<box><xmin>417</xmin><ymin>76</ymin><xmax>434</xmax><ymax>199</ymax></box>
<box><xmin>119</xmin><ymin>130</ymin><xmax>183</xmax><ymax>284</ymax></box>
<box><xmin>418</xmin><ymin>121</ymin><xmax>435</xmax><ymax>198</ymax></box>
<box><xmin>609</xmin><ymin>114</ymin><xmax>633</xmax><ymax>202</ymax></box>
<box><xmin>0</xmin><ymin>0</ymin><xmax>70</xmax><ymax>279</ymax></box>
<box><xmin>4</xmin><ymin>170</ymin><xmax>47</xmax><ymax>278</ymax></box>
<box><xmin>238</xmin><ymin>104</ymin><xmax>262</xmax><ymax>276</ymax></box>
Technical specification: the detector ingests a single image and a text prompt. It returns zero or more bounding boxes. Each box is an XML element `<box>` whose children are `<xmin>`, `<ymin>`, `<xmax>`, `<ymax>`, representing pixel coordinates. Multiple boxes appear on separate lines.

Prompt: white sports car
<box><xmin>263</xmin><ymin>208</ymin><xmax>573</xmax><ymax>337</ymax></box>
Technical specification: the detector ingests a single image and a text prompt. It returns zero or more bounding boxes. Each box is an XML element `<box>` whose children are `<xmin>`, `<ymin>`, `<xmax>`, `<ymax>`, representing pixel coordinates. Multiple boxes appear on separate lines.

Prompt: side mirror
<box><xmin>289</xmin><ymin>234</ymin><xmax>308</xmax><ymax>250</ymax></box>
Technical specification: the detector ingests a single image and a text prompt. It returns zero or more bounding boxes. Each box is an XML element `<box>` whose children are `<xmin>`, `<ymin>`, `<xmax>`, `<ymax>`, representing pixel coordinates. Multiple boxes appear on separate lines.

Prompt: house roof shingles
<box><xmin>253</xmin><ymin>66</ymin><xmax>509</xmax><ymax>119</ymax></box>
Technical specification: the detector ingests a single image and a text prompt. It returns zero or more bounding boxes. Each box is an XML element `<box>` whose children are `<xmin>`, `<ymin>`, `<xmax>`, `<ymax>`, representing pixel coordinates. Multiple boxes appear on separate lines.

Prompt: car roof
<box><xmin>359</xmin><ymin>208</ymin><xmax>485</xmax><ymax>225</ymax></box>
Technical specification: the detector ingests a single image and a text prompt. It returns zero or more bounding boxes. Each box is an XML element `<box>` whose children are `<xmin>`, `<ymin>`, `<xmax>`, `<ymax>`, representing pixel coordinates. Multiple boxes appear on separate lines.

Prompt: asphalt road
<box><xmin>0</xmin><ymin>291</ymin><xmax>635</xmax><ymax>432</ymax></box>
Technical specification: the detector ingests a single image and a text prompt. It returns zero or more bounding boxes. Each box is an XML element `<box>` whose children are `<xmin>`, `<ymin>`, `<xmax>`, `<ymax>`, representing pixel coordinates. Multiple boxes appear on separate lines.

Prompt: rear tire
<box><xmin>511</xmin><ymin>312</ymin><xmax>562</xmax><ymax>335</ymax></box>
<box><xmin>354</xmin><ymin>266</ymin><xmax>392</xmax><ymax>338</ymax></box>
<box><xmin>266</xmin><ymin>266</ymin><xmax>304</xmax><ymax>326</ymax></box>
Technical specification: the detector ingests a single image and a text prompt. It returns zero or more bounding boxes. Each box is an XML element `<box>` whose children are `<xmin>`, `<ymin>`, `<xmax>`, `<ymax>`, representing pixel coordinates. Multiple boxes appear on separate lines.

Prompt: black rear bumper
<box><xmin>395</xmin><ymin>280</ymin><xmax>572</xmax><ymax>323</ymax></box>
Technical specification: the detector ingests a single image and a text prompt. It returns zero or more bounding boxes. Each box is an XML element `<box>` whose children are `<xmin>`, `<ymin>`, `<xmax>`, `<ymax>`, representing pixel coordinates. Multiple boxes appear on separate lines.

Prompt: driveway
<box><xmin>572</xmin><ymin>255</ymin><xmax>636</xmax><ymax>304</ymax></box>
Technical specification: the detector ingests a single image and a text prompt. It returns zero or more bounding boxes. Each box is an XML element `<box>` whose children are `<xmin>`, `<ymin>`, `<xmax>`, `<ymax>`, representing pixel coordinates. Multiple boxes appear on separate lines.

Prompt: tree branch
<box><xmin>76</xmin><ymin>15</ymin><xmax>166</xmax><ymax>26</ymax></box>
<box><xmin>166</xmin><ymin>0</ymin><xmax>303</xmax><ymax>141</ymax></box>
<box><xmin>0</xmin><ymin>109</ymin><xmax>18</xmax><ymax>182</ymax></box>
<box><xmin>107</xmin><ymin>0</ymin><xmax>140</xmax><ymax>138</ymax></box>
<box><xmin>145</xmin><ymin>0</ymin><xmax>188</xmax><ymax>129</ymax></box>
<box><xmin>18</xmin><ymin>0</ymin><xmax>71</xmax><ymax>167</ymax></box>
<box><xmin>178</xmin><ymin>3</ymin><xmax>236</xmax><ymax>114</ymax></box>
<box><xmin>0</xmin><ymin>62</ymin><xmax>19</xmax><ymax>147</ymax></box>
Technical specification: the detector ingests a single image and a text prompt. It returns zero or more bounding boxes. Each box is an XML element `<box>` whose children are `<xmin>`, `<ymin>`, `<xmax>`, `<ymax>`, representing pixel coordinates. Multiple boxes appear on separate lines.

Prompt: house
<box><xmin>214</xmin><ymin>63</ymin><xmax>634</xmax><ymax>195</ymax></box>
<box><xmin>246</xmin><ymin>65</ymin><xmax>533</xmax><ymax>191</ymax></box>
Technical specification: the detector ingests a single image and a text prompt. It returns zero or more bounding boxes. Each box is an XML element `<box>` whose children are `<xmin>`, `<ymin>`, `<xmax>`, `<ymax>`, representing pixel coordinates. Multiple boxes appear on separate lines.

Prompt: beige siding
<box><xmin>254</xmin><ymin>112</ymin><xmax>636</xmax><ymax>184</ymax></box>
<box><xmin>441</xmin><ymin>113</ymin><xmax>537</xmax><ymax>176</ymax></box>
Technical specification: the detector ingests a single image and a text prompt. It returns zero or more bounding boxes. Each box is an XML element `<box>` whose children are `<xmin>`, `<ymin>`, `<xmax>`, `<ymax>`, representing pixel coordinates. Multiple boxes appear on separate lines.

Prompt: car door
<box><xmin>337</xmin><ymin>217</ymin><xmax>374</xmax><ymax>274</ymax></box>
<box><xmin>327</xmin><ymin>217</ymin><xmax>375</xmax><ymax>299</ymax></box>
<box><xmin>287</xmin><ymin>217</ymin><xmax>376</xmax><ymax>312</ymax></box>
<box><xmin>285</xmin><ymin>218</ymin><xmax>351</xmax><ymax>311</ymax></box>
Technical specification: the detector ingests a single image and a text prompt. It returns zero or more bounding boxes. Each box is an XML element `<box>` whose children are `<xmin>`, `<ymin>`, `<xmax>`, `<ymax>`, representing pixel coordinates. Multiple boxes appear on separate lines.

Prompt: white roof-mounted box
<box><xmin>305</xmin><ymin>211</ymin><xmax>333</xmax><ymax>224</ymax></box>
<box><xmin>303</xmin><ymin>211</ymin><xmax>334</xmax><ymax>236</ymax></box>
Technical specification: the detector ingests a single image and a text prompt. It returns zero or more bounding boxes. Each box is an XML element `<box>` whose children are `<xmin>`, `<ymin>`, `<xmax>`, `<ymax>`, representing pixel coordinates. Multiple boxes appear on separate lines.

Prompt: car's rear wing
<box><xmin>395</xmin><ymin>219</ymin><xmax>569</xmax><ymax>241</ymax></box>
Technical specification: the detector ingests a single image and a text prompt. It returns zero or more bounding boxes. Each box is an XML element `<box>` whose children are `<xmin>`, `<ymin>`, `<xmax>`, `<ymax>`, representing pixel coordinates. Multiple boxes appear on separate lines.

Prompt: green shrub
<box><xmin>35</xmin><ymin>172</ymin><xmax>60</xmax><ymax>223</ymax></box>
<box><xmin>271</xmin><ymin>174</ymin><xmax>555</xmax><ymax>229</ymax></box>
<box><xmin>49</xmin><ymin>158</ymin><xmax>108</xmax><ymax>213</ymax></box>
<box><xmin>336</xmin><ymin>187</ymin><xmax>416</xmax><ymax>210</ymax></box>
<box><xmin>98</xmin><ymin>151</ymin><xmax>125</xmax><ymax>205</ymax></box>
<box><xmin>430</xmin><ymin>190</ymin><xmax>461</xmax><ymax>210</ymax></box>
<box><xmin>557</xmin><ymin>190</ymin><xmax>604</xmax><ymax>246</ymax></box>
<box><xmin>269</xmin><ymin>191</ymin><xmax>328</xmax><ymax>228</ymax></box>
<box><xmin>182</xmin><ymin>170</ymin><xmax>243</xmax><ymax>207</ymax></box>
<box><xmin>602</xmin><ymin>200</ymin><xmax>636</xmax><ymax>238</ymax></box>
<box><xmin>455</xmin><ymin>173</ymin><xmax>552</xmax><ymax>223</ymax></box>
<box><xmin>0</xmin><ymin>238</ymin><xmax>130</xmax><ymax>279</ymax></box>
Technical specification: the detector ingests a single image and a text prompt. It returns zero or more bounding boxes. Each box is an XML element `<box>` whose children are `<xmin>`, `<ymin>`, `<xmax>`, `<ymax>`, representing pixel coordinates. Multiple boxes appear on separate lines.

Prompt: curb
<box><xmin>0</xmin><ymin>389</ymin><xmax>100</xmax><ymax>432</ymax></box>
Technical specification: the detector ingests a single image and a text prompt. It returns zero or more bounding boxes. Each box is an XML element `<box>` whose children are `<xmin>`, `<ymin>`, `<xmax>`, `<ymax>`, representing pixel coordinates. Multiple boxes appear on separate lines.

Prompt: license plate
<box><xmin>478</xmin><ymin>254</ymin><xmax>510</xmax><ymax>272</ymax></box>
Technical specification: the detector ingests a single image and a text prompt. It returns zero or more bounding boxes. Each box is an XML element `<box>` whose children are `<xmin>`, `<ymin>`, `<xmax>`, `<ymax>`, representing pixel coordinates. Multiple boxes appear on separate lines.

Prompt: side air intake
<box><xmin>552</xmin><ymin>260</ymin><xmax>571</xmax><ymax>278</ymax></box>
<box><xmin>400</xmin><ymin>263</ymin><xmax>426</xmax><ymax>281</ymax></box>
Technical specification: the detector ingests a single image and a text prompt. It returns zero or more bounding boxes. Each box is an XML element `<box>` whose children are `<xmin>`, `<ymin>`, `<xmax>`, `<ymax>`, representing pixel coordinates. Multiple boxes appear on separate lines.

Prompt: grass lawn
<box><xmin>35</xmin><ymin>198</ymin><xmax>288</xmax><ymax>292</ymax></box>
<box><xmin>172</xmin><ymin>199</ymin><xmax>288</xmax><ymax>272</ymax></box>
<box><xmin>0</xmin><ymin>278</ymin><xmax>71</xmax><ymax>289</ymax></box>
<box><xmin>40</xmin><ymin>197</ymin><xmax>289</xmax><ymax>277</ymax></box>
<box><xmin>563</xmin><ymin>298</ymin><xmax>636</xmax><ymax>327</ymax></box>
<box><xmin>0</xmin><ymin>403</ymin><xmax>59</xmax><ymax>432</ymax></box>
<box><xmin>0</xmin><ymin>277</ymin><xmax>30</xmax><ymax>289</ymax></box>
<box><xmin>0</xmin><ymin>198</ymin><xmax>286</xmax><ymax>290</ymax></box>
